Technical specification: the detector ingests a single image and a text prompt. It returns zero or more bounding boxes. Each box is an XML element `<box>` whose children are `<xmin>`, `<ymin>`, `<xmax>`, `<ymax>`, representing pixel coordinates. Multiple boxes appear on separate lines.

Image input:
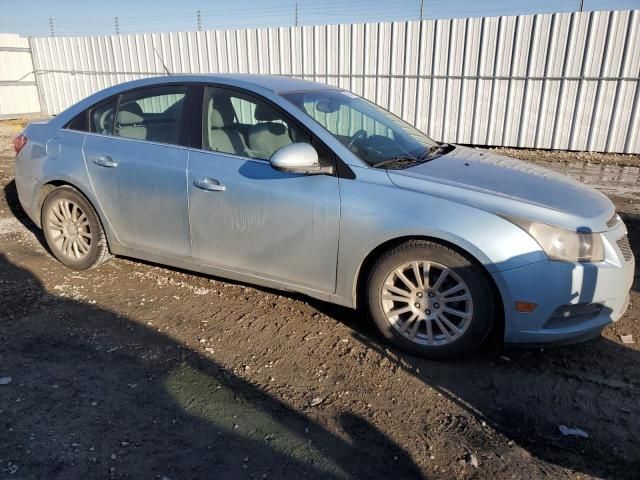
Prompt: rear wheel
<box><xmin>41</xmin><ymin>186</ymin><xmax>112</xmax><ymax>270</ymax></box>
<box><xmin>367</xmin><ymin>240</ymin><xmax>495</xmax><ymax>359</ymax></box>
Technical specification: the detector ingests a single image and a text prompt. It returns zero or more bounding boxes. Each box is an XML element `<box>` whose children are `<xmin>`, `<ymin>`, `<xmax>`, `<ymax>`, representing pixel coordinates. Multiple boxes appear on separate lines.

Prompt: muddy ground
<box><xmin>0</xmin><ymin>119</ymin><xmax>638</xmax><ymax>480</ymax></box>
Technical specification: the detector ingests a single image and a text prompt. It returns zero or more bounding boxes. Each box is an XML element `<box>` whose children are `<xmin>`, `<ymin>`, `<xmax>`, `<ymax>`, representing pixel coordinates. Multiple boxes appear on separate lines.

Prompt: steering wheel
<box><xmin>347</xmin><ymin>129</ymin><xmax>368</xmax><ymax>150</ymax></box>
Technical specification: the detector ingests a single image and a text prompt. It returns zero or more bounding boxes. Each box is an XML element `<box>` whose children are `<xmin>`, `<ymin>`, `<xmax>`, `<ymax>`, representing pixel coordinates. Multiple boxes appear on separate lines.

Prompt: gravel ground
<box><xmin>0</xmin><ymin>119</ymin><xmax>639</xmax><ymax>480</ymax></box>
<box><xmin>489</xmin><ymin>147</ymin><xmax>640</xmax><ymax>167</ymax></box>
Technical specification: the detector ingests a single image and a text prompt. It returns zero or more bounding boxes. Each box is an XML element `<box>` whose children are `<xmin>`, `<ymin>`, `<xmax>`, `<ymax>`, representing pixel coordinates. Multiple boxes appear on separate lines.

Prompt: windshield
<box><xmin>281</xmin><ymin>89</ymin><xmax>440</xmax><ymax>167</ymax></box>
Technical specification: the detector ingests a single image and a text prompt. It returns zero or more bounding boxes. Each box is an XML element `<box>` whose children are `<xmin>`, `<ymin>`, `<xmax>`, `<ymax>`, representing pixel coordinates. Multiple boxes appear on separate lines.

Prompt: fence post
<box><xmin>27</xmin><ymin>37</ymin><xmax>45</xmax><ymax>116</ymax></box>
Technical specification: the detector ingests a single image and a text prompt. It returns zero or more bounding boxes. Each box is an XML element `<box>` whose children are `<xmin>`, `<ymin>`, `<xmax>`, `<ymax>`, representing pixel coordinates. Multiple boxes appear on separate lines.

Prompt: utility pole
<box><xmin>294</xmin><ymin>2</ymin><xmax>299</xmax><ymax>27</ymax></box>
<box><xmin>419</xmin><ymin>0</ymin><xmax>424</xmax><ymax>21</ymax></box>
<box><xmin>49</xmin><ymin>17</ymin><xmax>55</xmax><ymax>37</ymax></box>
<box><xmin>197</xmin><ymin>10</ymin><xmax>202</xmax><ymax>31</ymax></box>
<box><xmin>579</xmin><ymin>0</ymin><xmax>584</xmax><ymax>12</ymax></box>
<box><xmin>114</xmin><ymin>17</ymin><xmax>120</xmax><ymax>35</ymax></box>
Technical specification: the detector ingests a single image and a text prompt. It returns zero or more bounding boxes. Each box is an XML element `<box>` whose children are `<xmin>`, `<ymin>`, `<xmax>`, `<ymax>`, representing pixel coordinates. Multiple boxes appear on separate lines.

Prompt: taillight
<box><xmin>13</xmin><ymin>133</ymin><xmax>27</xmax><ymax>155</ymax></box>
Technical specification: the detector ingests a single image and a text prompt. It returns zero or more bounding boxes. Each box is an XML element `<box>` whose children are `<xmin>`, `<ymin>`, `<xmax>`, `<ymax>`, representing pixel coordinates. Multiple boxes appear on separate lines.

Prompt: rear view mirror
<box><xmin>315</xmin><ymin>99</ymin><xmax>341</xmax><ymax>114</ymax></box>
<box><xmin>269</xmin><ymin>143</ymin><xmax>333</xmax><ymax>175</ymax></box>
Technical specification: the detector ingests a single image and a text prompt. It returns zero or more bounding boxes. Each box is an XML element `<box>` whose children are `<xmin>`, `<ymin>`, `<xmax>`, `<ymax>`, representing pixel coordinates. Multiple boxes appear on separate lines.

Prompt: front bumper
<box><xmin>493</xmin><ymin>222</ymin><xmax>635</xmax><ymax>344</ymax></box>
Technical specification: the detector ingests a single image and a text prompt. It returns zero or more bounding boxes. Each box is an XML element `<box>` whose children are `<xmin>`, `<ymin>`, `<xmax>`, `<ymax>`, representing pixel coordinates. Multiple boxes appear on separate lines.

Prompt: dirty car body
<box><xmin>14</xmin><ymin>75</ymin><xmax>635</xmax><ymax>357</ymax></box>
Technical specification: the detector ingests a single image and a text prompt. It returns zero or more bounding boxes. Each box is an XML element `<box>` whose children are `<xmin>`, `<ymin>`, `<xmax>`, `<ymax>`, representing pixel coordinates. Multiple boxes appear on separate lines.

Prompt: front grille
<box><xmin>616</xmin><ymin>235</ymin><xmax>633</xmax><ymax>262</ymax></box>
<box><xmin>607</xmin><ymin>213</ymin><xmax>620</xmax><ymax>229</ymax></box>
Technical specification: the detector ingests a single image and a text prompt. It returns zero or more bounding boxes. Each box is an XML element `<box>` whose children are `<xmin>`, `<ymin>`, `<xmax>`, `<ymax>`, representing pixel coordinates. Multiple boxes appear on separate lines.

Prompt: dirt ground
<box><xmin>489</xmin><ymin>146</ymin><xmax>640</xmax><ymax>168</ymax></box>
<box><xmin>0</xmin><ymin>119</ymin><xmax>638</xmax><ymax>480</ymax></box>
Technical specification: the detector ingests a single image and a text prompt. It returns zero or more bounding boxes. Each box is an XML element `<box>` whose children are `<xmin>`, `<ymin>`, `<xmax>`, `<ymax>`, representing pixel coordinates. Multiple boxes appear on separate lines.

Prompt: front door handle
<box><xmin>194</xmin><ymin>178</ymin><xmax>226</xmax><ymax>192</ymax></box>
<box><xmin>92</xmin><ymin>155</ymin><xmax>118</xmax><ymax>168</ymax></box>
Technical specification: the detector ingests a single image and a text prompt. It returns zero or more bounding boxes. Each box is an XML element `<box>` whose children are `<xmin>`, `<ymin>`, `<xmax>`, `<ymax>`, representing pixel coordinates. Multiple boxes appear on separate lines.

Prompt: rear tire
<box><xmin>367</xmin><ymin>240</ymin><xmax>495</xmax><ymax>360</ymax></box>
<box><xmin>41</xmin><ymin>186</ymin><xmax>112</xmax><ymax>270</ymax></box>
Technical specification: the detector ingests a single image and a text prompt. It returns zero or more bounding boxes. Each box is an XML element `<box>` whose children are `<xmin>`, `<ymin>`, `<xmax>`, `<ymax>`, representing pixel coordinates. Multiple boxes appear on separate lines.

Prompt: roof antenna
<box><xmin>152</xmin><ymin>44</ymin><xmax>171</xmax><ymax>75</ymax></box>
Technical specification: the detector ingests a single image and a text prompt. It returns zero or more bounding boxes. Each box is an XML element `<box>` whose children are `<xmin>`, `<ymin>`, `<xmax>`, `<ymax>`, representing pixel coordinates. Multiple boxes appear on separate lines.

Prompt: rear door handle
<box><xmin>194</xmin><ymin>178</ymin><xmax>226</xmax><ymax>192</ymax></box>
<box><xmin>92</xmin><ymin>155</ymin><xmax>118</xmax><ymax>168</ymax></box>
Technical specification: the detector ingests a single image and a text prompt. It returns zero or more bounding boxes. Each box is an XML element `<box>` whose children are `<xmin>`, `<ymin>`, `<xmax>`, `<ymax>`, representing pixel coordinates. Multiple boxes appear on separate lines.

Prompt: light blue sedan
<box><xmin>13</xmin><ymin>75</ymin><xmax>635</xmax><ymax>359</ymax></box>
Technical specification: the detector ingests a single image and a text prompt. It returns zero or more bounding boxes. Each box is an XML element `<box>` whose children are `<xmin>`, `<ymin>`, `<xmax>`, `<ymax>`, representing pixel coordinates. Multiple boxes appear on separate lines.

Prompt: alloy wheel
<box><xmin>380</xmin><ymin>260</ymin><xmax>473</xmax><ymax>346</ymax></box>
<box><xmin>45</xmin><ymin>198</ymin><xmax>92</xmax><ymax>260</ymax></box>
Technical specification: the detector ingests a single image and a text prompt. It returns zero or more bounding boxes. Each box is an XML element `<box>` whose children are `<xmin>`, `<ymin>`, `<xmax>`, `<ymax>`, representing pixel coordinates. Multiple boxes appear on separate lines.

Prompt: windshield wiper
<box><xmin>372</xmin><ymin>143</ymin><xmax>455</xmax><ymax>170</ymax></box>
<box><xmin>372</xmin><ymin>155</ymin><xmax>422</xmax><ymax>169</ymax></box>
<box><xmin>421</xmin><ymin>143</ymin><xmax>454</xmax><ymax>159</ymax></box>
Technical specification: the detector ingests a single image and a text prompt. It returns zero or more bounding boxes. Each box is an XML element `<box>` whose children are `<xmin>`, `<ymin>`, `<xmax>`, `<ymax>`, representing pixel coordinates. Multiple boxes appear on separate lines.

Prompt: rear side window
<box><xmin>90</xmin><ymin>98</ymin><xmax>117</xmax><ymax>135</ymax></box>
<box><xmin>115</xmin><ymin>85</ymin><xmax>187</xmax><ymax>145</ymax></box>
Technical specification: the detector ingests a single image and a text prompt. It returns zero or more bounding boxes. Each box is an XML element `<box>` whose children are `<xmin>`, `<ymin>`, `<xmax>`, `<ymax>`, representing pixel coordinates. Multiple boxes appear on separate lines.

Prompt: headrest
<box><xmin>254</xmin><ymin>103</ymin><xmax>279</xmax><ymax>121</ymax></box>
<box><xmin>262</xmin><ymin>122</ymin><xmax>286</xmax><ymax>135</ymax></box>
<box><xmin>209</xmin><ymin>106</ymin><xmax>225</xmax><ymax>129</ymax></box>
<box><xmin>117</xmin><ymin>101</ymin><xmax>144</xmax><ymax>124</ymax></box>
<box><xmin>117</xmin><ymin>107</ymin><xmax>144</xmax><ymax>125</ymax></box>
<box><xmin>120</xmin><ymin>101</ymin><xmax>143</xmax><ymax>114</ymax></box>
<box><xmin>208</xmin><ymin>95</ymin><xmax>236</xmax><ymax>129</ymax></box>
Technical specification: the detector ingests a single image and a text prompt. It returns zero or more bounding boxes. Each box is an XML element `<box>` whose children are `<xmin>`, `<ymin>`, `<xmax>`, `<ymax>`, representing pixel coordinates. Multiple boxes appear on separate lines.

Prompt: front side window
<box><xmin>202</xmin><ymin>87</ymin><xmax>309</xmax><ymax>160</ymax></box>
<box><xmin>281</xmin><ymin>90</ymin><xmax>439</xmax><ymax>167</ymax></box>
<box><xmin>115</xmin><ymin>85</ymin><xmax>187</xmax><ymax>145</ymax></box>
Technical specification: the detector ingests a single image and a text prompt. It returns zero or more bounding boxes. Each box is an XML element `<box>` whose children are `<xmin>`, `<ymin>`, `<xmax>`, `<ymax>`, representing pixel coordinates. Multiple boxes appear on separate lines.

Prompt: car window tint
<box><xmin>66</xmin><ymin>111</ymin><xmax>88</xmax><ymax>131</ymax></box>
<box><xmin>115</xmin><ymin>85</ymin><xmax>187</xmax><ymax>145</ymax></box>
<box><xmin>90</xmin><ymin>99</ymin><xmax>116</xmax><ymax>135</ymax></box>
<box><xmin>202</xmin><ymin>86</ymin><xmax>309</xmax><ymax>161</ymax></box>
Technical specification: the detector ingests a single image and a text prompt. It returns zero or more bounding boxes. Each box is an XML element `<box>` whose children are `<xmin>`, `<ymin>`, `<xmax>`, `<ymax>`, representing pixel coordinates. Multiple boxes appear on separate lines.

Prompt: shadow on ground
<box><xmin>0</xmin><ymin>252</ymin><xmax>423</xmax><ymax>479</ymax></box>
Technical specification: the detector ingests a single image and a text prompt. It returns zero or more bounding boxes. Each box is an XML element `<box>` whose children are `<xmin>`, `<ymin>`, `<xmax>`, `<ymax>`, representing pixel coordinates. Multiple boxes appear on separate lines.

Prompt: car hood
<box><xmin>386</xmin><ymin>146</ymin><xmax>615</xmax><ymax>232</ymax></box>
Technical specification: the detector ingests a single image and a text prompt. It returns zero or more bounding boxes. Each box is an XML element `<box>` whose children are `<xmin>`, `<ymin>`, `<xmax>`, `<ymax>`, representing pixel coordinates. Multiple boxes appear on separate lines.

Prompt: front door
<box><xmin>187</xmin><ymin>86</ymin><xmax>340</xmax><ymax>292</ymax></box>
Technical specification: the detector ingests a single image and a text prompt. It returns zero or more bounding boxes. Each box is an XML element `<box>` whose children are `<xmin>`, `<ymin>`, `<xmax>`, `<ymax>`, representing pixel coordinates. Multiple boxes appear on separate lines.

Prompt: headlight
<box><xmin>506</xmin><ymin>217</ymin><xmax>605</xmax><ymax>262</ymax></box>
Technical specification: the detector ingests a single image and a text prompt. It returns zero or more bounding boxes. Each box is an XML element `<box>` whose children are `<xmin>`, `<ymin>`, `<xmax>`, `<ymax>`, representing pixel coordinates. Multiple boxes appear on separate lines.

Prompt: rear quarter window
<box><xmin>65</xmin><ymin>111</ymin><xmax>88</xmax><ymax>132</ymax></box>
<box><xmin>90</xmin><ymin>98</ymin><xmax>117</xmax><ymax>135</ymax></box>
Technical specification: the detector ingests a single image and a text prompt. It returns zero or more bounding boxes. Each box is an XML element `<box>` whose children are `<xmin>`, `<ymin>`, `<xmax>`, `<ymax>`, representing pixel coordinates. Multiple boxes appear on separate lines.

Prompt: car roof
<box><xmin>206</xmin><ymin>74</ymin><xmax>336</xmax><ymax>93</ymax></box>
<box><xmin>125</xmin><ymin>74</ymin><xmax>338</xmax><ymax>94</ymax></box>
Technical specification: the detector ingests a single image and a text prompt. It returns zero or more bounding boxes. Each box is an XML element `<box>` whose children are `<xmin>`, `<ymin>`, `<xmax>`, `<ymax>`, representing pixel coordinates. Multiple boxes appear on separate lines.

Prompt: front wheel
<box><xmin>367</xmin><ymin>240</ymin><xmax>496</xmax><ymax>359</ymax></box>
<box><xmin>41</xmin><ymin>186</ymin><xmax>112</xmax><ymax>270</ymax></box>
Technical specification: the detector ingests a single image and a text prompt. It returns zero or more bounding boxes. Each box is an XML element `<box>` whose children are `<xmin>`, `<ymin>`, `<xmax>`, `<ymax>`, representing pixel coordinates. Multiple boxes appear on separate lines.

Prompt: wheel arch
<box><xmin>353</xmin><ymin>235</ymin><xmax>505</xmax><ymax>337</ymax></box>
<box><xmin>37</xmin><ymin>181</ymin><xmax>86</xmax><ymax>225</ymax></box>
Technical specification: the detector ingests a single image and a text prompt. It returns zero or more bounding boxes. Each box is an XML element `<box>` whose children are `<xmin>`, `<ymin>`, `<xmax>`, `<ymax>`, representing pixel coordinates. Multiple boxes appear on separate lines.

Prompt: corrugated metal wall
<box><xmin>25</xmin><ymin>9</ymin><xmax>640</xmax><ymax>153</ymax></box>
<box><xmin>0</xmin><ymin>34</ymin><xmax>41</xmax><ymax>117</ymax></box>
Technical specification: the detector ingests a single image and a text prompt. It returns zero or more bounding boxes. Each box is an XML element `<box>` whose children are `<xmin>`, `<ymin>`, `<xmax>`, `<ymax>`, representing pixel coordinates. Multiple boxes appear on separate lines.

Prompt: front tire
<box><xmin>41</xmin><ymin>186</ymin><xmax>112</xmax><ymax>270</ymax></box>
<box><xmin>367</xmin><ymin>240</ymin><xmax>495</xmax><ymax>360</ymax></box>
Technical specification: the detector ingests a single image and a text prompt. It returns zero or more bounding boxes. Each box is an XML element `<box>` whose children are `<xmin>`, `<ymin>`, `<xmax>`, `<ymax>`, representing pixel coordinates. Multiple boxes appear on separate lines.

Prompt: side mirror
<box><xmin>269</xmin><ymin>143</ymin><xmax>333</xmax><ymax>175</ymax></box>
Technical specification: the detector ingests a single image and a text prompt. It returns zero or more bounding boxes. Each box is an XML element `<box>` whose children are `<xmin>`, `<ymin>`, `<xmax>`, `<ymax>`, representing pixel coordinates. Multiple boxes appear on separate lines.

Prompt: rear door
<box><xmin>83</xmin><ymin>84</ymin><xmax>192</xmax><ymax>257</ymax></box>
<box><xmin>187</xmin><ymin>86</ymin><xmax>340</xmax><ymax>292</ymax></box>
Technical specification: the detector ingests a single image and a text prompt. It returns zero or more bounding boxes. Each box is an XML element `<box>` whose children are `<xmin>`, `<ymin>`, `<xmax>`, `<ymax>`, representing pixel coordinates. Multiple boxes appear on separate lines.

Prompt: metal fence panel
<box><xmin>22</xmin><ymin>9</ymin><xmax>640</xmax><ymax>153</ymax></box>
<box><xmin>0</xmin><ymin>33</ymin><xmax>40</xmax><ymax>117</ymax></box>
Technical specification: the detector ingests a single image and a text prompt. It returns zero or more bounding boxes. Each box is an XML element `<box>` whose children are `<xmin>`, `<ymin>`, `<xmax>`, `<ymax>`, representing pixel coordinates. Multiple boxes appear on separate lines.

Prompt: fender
<box><xmin>331</xmin><ymin>167</ymin><xmax>546</xmax><ymax>308</ymax></box>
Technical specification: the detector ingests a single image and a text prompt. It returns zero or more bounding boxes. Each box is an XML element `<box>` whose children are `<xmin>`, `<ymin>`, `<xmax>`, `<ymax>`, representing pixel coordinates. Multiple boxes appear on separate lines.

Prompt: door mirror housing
<box><xmin>269</xmin><ymin>143</ymin><xmax>333</xmax><ymax>175</ymax></box>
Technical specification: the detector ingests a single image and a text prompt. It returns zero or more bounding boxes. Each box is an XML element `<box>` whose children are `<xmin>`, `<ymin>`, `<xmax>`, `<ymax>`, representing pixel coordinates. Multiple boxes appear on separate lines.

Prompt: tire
<box><xmin>41</xmin><ymin>186</ymin><xmax>112</xmax><ymax>270</ymax></box>
<box><xmin>367</xmin><ymin>240</ymin><xmax>495</xmax><ymax>360</ymax></box>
